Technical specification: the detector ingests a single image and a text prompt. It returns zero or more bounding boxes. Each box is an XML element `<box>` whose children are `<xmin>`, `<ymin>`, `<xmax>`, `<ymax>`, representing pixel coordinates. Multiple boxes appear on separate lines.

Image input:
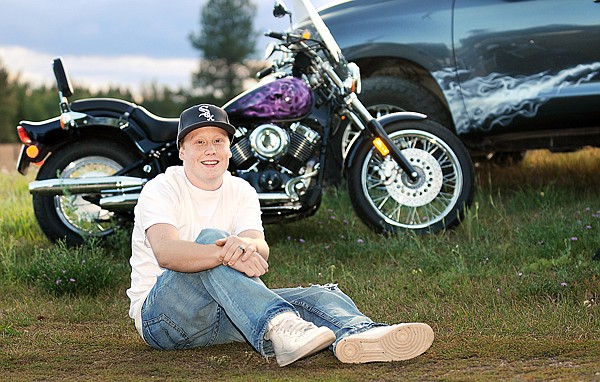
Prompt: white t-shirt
<box><xmin>126</xmin><ymin>166</ymin><xmax>264</xmax><ymax>338</ymax></box>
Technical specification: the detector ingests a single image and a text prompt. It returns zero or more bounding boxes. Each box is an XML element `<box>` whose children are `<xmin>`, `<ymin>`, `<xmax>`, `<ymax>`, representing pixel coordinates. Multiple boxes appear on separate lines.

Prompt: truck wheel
<box><xmin>335</xmin><ymin>76</ymin><xmax>453</xmax><ymax>160</ymax></box>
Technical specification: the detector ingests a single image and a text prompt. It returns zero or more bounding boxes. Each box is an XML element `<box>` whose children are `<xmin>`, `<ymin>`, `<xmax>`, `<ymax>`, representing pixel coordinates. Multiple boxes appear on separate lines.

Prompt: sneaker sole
<box><xmin>336</xmin><ymin>323</ymin><xmax>434</xmax><ymax>364</ymax></box>
<box><xmin>277</xmin><ymin>328</ymin><xmax>336</xmax><ymax>367</ymax></box>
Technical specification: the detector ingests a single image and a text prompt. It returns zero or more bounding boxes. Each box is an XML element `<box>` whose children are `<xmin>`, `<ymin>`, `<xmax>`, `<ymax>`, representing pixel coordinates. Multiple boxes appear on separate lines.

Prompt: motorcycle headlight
<box><xmin>344</xmin><ymin>62</ymin><xmax>362</xmax><ymax>94</ymax></box>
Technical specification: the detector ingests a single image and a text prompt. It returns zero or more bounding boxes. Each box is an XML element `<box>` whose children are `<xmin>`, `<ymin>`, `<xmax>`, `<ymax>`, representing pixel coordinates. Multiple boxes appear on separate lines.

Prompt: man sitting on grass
<box><xmin>126</xmin><ymin>104</ymin><xmax>435</xmax><ymax>366</ymax></box>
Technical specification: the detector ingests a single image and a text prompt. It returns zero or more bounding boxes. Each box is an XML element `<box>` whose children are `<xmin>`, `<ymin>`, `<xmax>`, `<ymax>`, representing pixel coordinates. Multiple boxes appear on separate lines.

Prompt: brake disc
<box><xmin>381</xmin><ymin>148</ymin><xmax>444</xmax><ymax>207</ymax></box>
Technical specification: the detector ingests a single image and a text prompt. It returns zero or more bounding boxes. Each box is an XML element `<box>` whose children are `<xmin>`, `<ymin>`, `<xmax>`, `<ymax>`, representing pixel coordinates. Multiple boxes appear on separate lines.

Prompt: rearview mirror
<box><xmin>273</xmin><ymin>1</ymin><xmax>291</xmax><ymax>18</ymax></box>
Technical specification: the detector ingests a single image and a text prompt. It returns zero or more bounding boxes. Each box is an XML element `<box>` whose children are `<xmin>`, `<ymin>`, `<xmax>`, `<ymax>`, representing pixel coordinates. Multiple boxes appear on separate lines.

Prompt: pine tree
<box><xmin>0</xmin><ymin>60</ymin><xmax>18</xmax><ymax>143</ymax></box>
<box><xmin>189</xmin><ymin>0</ymin><xmax>258</xmax><ymax>104</ymax></box>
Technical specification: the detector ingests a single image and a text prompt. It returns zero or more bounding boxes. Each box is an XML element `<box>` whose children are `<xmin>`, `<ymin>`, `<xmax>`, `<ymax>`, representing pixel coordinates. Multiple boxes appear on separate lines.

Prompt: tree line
<box><xmin>0</xmin><ymin>0</ymin><xmax>259</xmax><ymax>144</ymax></box>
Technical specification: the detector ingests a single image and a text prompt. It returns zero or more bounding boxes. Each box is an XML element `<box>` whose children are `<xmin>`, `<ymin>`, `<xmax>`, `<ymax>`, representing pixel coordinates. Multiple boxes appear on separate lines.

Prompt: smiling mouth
<box><xmin>201</xmin><ymin>160</ymin><xmax>219</xmax><ymax>165</ymax></box>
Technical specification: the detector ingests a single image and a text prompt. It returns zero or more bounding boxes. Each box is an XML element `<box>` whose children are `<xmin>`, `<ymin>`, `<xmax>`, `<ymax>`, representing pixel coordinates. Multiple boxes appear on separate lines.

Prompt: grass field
<box><xmin>1</xmin><ymin>149</ymin><xmax>600</xmax><ymax>381</ymax></box>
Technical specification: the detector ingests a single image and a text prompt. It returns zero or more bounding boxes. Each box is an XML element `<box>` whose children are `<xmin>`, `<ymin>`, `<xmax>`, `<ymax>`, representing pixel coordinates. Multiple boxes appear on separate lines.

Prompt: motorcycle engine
<box><xmin>230</xmin><ymin>122</ymin><xmax>320</xmax><ymax>193</ymax></box>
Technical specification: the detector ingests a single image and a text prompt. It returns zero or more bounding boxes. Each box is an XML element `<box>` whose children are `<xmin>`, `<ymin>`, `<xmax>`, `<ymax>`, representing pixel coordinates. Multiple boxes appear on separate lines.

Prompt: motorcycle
<box><xmin>15</xmin><ymin>0</ymin><xmax>475</xmax><ymax>246</ymax></box>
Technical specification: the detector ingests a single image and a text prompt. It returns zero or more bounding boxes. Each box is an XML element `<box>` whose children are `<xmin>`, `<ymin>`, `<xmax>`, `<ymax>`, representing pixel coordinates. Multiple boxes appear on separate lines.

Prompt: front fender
<box><xmin>344</xmin><ymin>111</ymin><xmax>427</xmax><ymax>171</ymax></box>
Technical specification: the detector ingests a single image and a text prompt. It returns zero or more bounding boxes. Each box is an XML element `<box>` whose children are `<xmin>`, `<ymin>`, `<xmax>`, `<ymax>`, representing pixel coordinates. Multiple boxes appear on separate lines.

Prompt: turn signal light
<box><xmin>302</xmin><ymin>30</ymin><xmax>311</xmax><ymax>40</ymax></box>
<box><xmin>26</xmin><ymin>145</ymin><xmax>40</xmax><ymax>159</ymax></box>
<box><xmin>59</xmin><ymin>114</ymin><xmax>68</xmax><ymax>129</ymax></box>
<box><xmin>373</xmin><ymin>137</ymin><xmax>390</xmax><ymax>156</ymax></box>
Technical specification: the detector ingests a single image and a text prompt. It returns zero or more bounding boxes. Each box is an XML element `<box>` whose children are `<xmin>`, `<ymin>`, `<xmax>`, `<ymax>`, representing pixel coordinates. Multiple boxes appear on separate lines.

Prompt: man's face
<box><xmin>179</xmin><ymin>126</ymin><xmax>232</xmax><ymax>190</ymax></box>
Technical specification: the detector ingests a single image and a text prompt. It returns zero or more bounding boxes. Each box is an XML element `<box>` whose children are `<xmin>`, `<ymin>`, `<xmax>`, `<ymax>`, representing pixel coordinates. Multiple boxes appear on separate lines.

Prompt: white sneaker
<box><xmin>265</xmin><ymin>314</ymin><xmax>336</xmax><ymax>367</ymax></box>
<box><xmin>335</xmin><ymin>323</ymin><xmax>434</xmax><ymax>363</ymax></box>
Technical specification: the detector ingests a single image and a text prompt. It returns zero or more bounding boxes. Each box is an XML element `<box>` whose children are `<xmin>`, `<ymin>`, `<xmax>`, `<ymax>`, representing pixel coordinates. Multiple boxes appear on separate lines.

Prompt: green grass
<box><xmin>1</xmin><ymin>149</ymin><xmax>600</xmax><ymax>381</ymax></box>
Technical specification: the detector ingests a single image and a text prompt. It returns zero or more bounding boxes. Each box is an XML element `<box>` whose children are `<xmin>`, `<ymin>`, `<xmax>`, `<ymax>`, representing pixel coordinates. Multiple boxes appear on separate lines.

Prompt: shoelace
<box><xmin>270</xmin><ymin>318</ymin><xmax>316</xmax><ymax>338</ymax></box>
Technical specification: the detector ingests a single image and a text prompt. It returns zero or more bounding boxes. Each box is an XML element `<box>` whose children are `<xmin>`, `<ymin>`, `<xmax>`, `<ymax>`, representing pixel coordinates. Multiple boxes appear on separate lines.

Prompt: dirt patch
<box><xmin>0</xmin><ymin>143</ymin><xmax>21</xmax><ymax>172</ymax></box>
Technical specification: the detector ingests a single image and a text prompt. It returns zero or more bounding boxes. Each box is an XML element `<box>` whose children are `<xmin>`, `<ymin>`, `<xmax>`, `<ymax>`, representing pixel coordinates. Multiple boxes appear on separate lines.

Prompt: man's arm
<box><xmin>146</xmin><ymin>223</ymin><xmax>269</xmax><ymax>277</ymax></box>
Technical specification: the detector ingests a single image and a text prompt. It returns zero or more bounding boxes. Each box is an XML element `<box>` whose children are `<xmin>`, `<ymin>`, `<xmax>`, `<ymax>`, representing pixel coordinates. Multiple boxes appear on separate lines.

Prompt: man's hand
<box><xmin>228</xmin><ymin>250</ymin><xmax>269</xmax><ymax>277</ymax></box>
<box><xmin>215</xmin><ymin>234</ymin><xmax>269</xmax><ymax>277</ymax></box>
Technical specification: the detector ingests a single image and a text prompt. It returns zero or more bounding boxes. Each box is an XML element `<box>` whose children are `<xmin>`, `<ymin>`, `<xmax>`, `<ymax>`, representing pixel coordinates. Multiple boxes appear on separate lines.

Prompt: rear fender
<box><xmin>16</xmin><ymin>115</ymin><xmax>142</xmax><ymax>175</ymax></box>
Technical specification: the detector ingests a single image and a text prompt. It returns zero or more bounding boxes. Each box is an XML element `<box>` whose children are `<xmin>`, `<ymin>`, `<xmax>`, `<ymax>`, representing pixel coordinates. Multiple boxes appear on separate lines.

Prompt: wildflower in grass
<box><xmin>560</xmin><ymin>282</ymin><xmax>568</xmax><ymax>287</ymax></box>
<box><xmin>69</xmin><ymin>278</ymin><xmax>76</xmax><ymax>283</ymax></box>
<box><xmin>55</xmin><ymin>279</ymin><xmax>61</xmax><ymax>285</ymax></box>
<box><xmin>537</xmin><ymin>240</ymin><xmax>545</xmax><ymax>245</ymax></box>
<box><xmin>586</xmin><ymin>225</ymin><xmax>592</xmax><ymax>229</ymax></box>
<box><xmin>356</xmin><ymin>239</ymin><xmax>364</xmax><ymax>244</ymax></box>
<box><xmin>496</xmin><ymin>288</ymin><xmax>501</xmax><ymax>294</ymax></box>
<box><xmin>330</xmin><ymin>215</ymin><xmax>336</xmax><ymax>220</ymax></box>
<box><xmin>571</xmin><ymin>237</ymin><xmax>578</xmax><ymax>241</ymax></box>
<box><xmin>324</xmin><ymin>245</ymin><xmax>330</xmax><ymax>249</ymax></box>
<box><xmin>518</xmin><ymin>272</ymin><xmax>523</xmax><ymax>277</ymax></box>
<box><xmin>343</xmin><ymin>219</ymin><xmax>349</xmax><ymax>225</ymax></box>
<box><xmin>298</xmin><ymin>238</ymin><xmax>305</xmax><ymax>244</ymax></box>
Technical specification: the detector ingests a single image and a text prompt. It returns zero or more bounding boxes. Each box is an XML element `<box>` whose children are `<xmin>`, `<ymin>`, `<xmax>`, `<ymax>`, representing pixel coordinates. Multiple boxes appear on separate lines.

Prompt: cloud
<box><xmin>0</xmin><ymin>0</ymin><xmax>336</xmax><ymax>96</ymax></box>
<box><xmin>0</xmin><ymin>45</ymin><xmax>196</xmax><ymax>95</ymax></box>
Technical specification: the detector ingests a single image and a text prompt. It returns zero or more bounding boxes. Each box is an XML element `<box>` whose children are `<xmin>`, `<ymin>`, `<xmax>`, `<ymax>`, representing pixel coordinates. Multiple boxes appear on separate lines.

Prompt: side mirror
<box><xmin>273</xmin><ymin>1</ymin><xmax>291</xmax><ymax>18</ymax></box>
<box><xmin>52</xmin><ymin>57</ymin><xmax>73</xmax><ymax>98</ymax></box>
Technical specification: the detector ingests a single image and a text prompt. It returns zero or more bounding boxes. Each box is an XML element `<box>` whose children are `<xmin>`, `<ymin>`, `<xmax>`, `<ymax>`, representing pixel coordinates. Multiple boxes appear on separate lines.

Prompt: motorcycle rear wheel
<box><xmin>347</xmin><ymin>119</ymin><xmax>474</xmax><ymax>234</ymax></box>
<box><xmin>33</xmin><ymin>140</ymin><xmax>139</xmax><ymax>246</ymax></box>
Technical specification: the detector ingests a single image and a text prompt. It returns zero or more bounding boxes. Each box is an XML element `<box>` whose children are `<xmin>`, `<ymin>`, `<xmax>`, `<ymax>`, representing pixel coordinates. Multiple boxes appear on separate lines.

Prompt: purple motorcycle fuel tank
<box><xmin>224</xmin><ymin>77</ymin><xmax>314</xmax><ymax>122</ymax></box>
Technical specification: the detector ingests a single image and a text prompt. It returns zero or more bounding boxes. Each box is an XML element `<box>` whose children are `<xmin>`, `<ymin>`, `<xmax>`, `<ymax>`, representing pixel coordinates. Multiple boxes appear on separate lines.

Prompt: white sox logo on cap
<box><xmin>198</xmin><ymin>105</ymin><xmax>215</xmax><ymax>122</ymax></box>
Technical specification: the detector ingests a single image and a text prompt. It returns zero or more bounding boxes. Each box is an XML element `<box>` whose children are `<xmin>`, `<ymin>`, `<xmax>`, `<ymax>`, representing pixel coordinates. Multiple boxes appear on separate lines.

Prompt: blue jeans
<box><xmin>141</xmin><ymin>228</ymin><xmax>380</xmax><ymax>357</ymax></box>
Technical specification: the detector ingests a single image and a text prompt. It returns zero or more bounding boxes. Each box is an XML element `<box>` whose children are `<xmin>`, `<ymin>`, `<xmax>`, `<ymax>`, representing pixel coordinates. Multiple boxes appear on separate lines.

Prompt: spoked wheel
<box><xmin>33</xmin><ymin>140</ymin><xmax>139</xmax><ymax>246</ymax></box>
<box><xmin>347</xmin><ymin>119</ymin><xmax>474</xmax><ymax>234</ymax></box>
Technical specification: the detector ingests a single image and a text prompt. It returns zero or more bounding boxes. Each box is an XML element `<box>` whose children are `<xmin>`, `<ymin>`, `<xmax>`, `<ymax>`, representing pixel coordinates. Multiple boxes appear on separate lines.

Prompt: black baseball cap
<box><xmin>177</xmin><ymin>104</ymin><xmax>236</xmax><ymax>148</ymax></box>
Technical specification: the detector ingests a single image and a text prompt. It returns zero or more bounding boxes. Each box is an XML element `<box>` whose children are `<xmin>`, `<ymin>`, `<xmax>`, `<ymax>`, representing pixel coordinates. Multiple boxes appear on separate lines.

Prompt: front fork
<box><xmin>346</xmin><ymin>93</ymin><xmax>420</xmax><ymax>180</ymax></box>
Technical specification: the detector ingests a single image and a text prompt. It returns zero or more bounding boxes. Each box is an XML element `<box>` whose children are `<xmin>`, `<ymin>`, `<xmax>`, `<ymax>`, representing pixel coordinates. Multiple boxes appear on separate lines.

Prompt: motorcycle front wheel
<box><xmin>347</xmin><ymin>119</ymin><xmax>475</xmax><ymax>234</ymax></box>
<box><xmin>33</xmin><ymin>140</ymin><xmax>139</xmax><ymax>246</ymax></box>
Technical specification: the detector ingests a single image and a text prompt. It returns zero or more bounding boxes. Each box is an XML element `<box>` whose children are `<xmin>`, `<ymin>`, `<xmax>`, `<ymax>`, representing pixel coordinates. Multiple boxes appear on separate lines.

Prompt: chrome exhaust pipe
<box><xmin>29</xmin><ymin>176</ymin><xmax>147</xmax><ymax>195</ymax></box>
<box><xmin>99</xmin><ymin>193</ymin><xmax>140</xmax><ymax>211</ymax></box>
<box><xmin>258</xmin><ymin>192</ymin><xmax>291</xmax><ymax>203</ymax></box>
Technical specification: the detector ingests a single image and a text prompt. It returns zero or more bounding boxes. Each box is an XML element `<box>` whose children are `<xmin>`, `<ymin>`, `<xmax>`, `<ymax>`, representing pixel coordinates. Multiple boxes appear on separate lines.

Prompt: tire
<box><xmin>33</xmin><ymin>140</ymin><xmax>139</xmax><ymax>246</ymax></box>
<box><xmin>334</xmin><ymin>76</ymin><xmax>453</xmax><ymax>160</ymax></box>
<box><xmin>347</xmin><ymin>119</ymin><xmax>474</xmax><ymax>234</ymax></box>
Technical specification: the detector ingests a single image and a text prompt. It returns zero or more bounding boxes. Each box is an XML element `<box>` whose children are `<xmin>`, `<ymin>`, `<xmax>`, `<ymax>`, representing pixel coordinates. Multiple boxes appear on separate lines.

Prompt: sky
<box><xmin>0</xmin><ymin>0</ymin><xmax>335</xmax><ymax>95</ymax></box>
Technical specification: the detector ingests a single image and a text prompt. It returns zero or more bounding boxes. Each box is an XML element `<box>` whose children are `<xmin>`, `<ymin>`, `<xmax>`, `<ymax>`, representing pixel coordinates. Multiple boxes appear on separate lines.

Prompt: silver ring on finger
<box><xmin>238</xmin><ymin>245</ymin><xmax>246</xmax><ymax>254</ymax></box>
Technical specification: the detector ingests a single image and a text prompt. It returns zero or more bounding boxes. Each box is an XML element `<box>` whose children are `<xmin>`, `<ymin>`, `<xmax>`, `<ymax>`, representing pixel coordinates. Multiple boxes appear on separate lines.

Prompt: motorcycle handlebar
<box><xmin>256</xmin><ymin>66</ymin><xmax>274</xmax><ymax>79</ymax></box>
<box><xmin>265</xmin><ymin>30</ymin><xmax>285</xmax><ymax>40</ymax></box>
<box><xmin>265</xmin><ymin>30</ymin><xmax>304</xmax><ymax>43</ymax></box>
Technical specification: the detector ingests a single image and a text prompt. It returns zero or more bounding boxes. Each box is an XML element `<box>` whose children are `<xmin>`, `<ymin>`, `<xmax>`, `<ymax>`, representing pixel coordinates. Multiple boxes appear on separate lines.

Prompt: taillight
<box><xmin>17</xmin><ymin>125</ymin><xmax>32</xmax><ymax>144</ymax></box>
<box><xmin>17</xmin><ymin>125</ymin><xmax>42</xmax><ymax>160</ymax></box>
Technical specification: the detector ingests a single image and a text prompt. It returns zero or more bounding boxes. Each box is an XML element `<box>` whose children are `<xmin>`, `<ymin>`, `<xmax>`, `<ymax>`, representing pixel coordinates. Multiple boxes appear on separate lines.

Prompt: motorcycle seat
<box><xmin>70</xmin><ymin>98</ymin><xmax>179</xmax><ymax>142</ymax></box>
